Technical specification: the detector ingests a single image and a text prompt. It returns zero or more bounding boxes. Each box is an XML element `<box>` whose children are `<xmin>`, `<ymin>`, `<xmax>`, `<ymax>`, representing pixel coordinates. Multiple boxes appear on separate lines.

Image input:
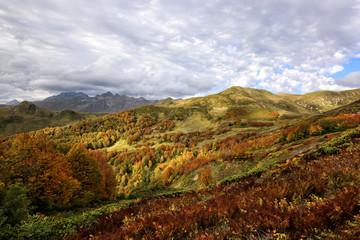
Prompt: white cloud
<box><xmin>0</xmin><ymin>0</ymin><xmax>359</xmax><ymax>103</ymax></box>
<box><xmin>337</xmin><ymin>72</ymin><xmax>360</xmax><ymax>87</ymax></box>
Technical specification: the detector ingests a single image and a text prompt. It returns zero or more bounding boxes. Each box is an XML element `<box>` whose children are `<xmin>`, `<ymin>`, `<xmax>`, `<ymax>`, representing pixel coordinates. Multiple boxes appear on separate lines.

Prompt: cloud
<box><xmin>0</xmin><ymin>0</ymin><xmax>360</xmax><ymax>103</ymax></box>
<box><xmin>337</xmin><ymin>72</ymin><xmax>360</xmax><ymax>87</ymax></box>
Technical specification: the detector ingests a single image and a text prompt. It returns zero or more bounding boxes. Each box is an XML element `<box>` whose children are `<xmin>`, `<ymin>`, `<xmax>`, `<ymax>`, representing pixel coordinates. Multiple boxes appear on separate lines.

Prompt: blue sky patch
<box><xmin>330</xmin><ymin>58</ymin><xmax>360</xmax><ymax>79</ymax></box>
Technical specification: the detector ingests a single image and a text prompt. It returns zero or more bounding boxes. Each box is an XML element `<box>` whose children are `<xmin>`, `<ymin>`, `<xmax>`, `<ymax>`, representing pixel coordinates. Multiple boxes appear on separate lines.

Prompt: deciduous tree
<box><xmin>199</xmin><ymin>167</ymin><xmax>213</xmax><ymax>186</ymax></box>
<box><xmin>9</xmin><ymin>133</ymin><xmax>80</xmax><ymax>211</ymax></box>
<box><xmin>66</xmin><ymin>143</ymin><xmax>104</xmax><ymax>204</ymax></box>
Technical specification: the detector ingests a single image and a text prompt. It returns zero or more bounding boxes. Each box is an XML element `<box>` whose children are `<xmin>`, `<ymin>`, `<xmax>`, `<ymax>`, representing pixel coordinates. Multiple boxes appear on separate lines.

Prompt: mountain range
<box><xmin>33</xmin><ymin>91</ymin><xmax>160</xmax><ymax>113</ymax></box>
<box><xmin>2</xmin><ymin>86</ymin><xmax>360</xmax><ymax>138</ymax></box>
<box><xmin>25</xmin><ymin>87</ymin><xmax>360</xmax><ymax>115</ymax></box>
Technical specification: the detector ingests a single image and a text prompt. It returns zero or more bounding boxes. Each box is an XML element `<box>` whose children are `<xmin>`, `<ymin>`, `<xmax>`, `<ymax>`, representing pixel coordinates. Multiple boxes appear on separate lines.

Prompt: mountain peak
<box><xmin>44</xmin><ymin>92</ymin><xmax>89</xmax><ymax>101</ymax></box>
<box><xmin>10</xmin><ymin>101</ymin><xmax>38</xmax><ymax>114</ymax></box>
<box><xmin>96</xmin><ymin>91</ymin><xmax>114</xmax><ymax>98</ymax></box>
<box><xmin>6</xmin><ymin>99</ymin><xmax>20</xmax><ymax>105</ymax></box>
<box><xmin>221</xmin><ymin>86</ymin><xmax>273</xmax><ymax>95</ymax></box>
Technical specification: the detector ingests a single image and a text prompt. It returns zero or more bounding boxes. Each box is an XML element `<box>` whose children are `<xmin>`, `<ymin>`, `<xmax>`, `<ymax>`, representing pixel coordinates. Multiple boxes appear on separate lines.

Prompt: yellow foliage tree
<box><xmin>199</xmin><ymin>167</ymin><xmax>213</xmax><ymax>186</ymax></box>
<box><xmin>309</xmin><ymin>124</ymin><xmax>323</xmax><ymax>136</ymax></box>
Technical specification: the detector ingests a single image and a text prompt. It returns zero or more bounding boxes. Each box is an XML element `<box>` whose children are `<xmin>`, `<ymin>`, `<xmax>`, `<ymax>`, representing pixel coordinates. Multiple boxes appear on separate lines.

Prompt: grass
<box><xmin>174</xmin><ymin>112</ymin><xmax>214</xmax><ymax>132</ymax></box>
<box><xmin>127</xmin><ymin>187</ymin><xmax>185</xmax><ymax>199</ymax></box>
<box><xmin>107</xmin><ymin>139</ymin><xmax>135</xmax><ymax>152</ymax></box>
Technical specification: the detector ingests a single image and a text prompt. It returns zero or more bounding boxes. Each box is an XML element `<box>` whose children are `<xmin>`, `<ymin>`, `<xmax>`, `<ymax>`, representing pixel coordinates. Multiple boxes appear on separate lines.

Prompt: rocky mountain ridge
<box><xmin>34</xmin><ymin>92</ymin><xmax>160</xmax><ymax>113</ymax></box>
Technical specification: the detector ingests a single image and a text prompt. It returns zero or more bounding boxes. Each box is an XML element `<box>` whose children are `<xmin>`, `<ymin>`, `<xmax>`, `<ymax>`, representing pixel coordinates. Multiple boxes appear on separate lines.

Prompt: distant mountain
<box><xmin>44</xmin><ymin>92</ymin><xmax>89</xmax><ymax>101</ymax></box>
<box><xmin>6</xmin><ymin>99</ymin><xmax>20</xmax><ymax>105</ymax></box>
<box><xmin>95</xmin><ymin>91</ymin><xmax>114</xmax><ymax>98</ymax></box>
<box><xmin>34</xmin><ymin>92</ymin><xmax>160</xmax><ymax>113</ymax></box>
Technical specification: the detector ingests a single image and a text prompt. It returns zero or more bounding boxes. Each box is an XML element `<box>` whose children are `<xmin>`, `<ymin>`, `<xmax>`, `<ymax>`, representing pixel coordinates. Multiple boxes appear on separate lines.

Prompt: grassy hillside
<box><xmin>280</xmin><ymin>88</ymin><xmax>360</xmax><ymax>112</ymax></box>
<box><xmin>158</xmin><ymin>86</ymin><xmax>360</xmax><ymax>119</ymax></box>
<box><xmin>2</xmin><ymin>87</ymin><xmax>360</xmax><ymax>239</ymax></box>
<box><xmin>0</xmin><ymin>101</ymin><xmax>103</xmax><ymax>138</ymax></box>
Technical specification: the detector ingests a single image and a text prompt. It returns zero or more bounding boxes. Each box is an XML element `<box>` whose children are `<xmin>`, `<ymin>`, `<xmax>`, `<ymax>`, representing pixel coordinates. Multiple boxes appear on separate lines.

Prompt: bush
<box><xmin>0</xmin><ymin>183</ymin><xmax>30</xmax><ymax>226</ymax></box>
<box><xmin>0</xmin><ymin>183</ymin><xmax>31</xmax><ymax>240</ymax></box>
<box><xmin>1</xmin><ymin>201</ymin><xmax>132</xmax><ymax>240</ymax></box>
<box><xmin>302</xmin><ymin>128</ymin><xmax>360</xmax><ymax>159</ymax></box>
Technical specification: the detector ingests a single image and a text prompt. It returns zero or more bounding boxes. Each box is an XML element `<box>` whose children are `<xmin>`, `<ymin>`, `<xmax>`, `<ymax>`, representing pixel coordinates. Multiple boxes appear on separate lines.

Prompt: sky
<box><xmin>0</xmin><ymin>0</ymin><xmax>360</xmax><ymax>103</ymax></box>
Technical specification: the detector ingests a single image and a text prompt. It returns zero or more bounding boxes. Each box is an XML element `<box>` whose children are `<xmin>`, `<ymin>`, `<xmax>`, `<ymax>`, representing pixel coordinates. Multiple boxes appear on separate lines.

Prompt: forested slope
<box><xmin>1</xmin><ymin>89</ymin><xmax>360</xmax><ymax>239</ymax></box>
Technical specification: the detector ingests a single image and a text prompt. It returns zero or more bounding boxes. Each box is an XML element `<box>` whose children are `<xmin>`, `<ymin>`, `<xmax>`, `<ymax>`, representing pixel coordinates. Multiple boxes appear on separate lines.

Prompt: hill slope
<box><xmin>65</xmin><ymin>98</ymin><xmax>360</xmax><ymax>239</ymax></box>
<box><xmin>0</xmin><ymin>101</ymin><xmax>102</xmax><ymax>137</ymax></box>
<box><xmin>158</xmin><ymin>86</ymin><xmax>360</xmax><ymax>119</ymax></box>
<box><xmin>2</xmin><ymin>88</ymin><xmax>360</xmax><ymax>239</ymax></box>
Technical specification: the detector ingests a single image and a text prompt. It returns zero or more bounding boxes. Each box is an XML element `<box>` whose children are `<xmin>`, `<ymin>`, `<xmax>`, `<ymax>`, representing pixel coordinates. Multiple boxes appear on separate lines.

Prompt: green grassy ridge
<box><xmin>157</xmin><ymin>86</ymin><xmax>360</xmax><ymax>117</ymax></box>
<box><xmin>281</xmin><ymin>88</ymin><xmax>360</xmax><ymax>111</ymax></box>
<box><xmin>0</xmin><ymin>102</ymin><xmax>103</xmax><ymax>138</ymax></box>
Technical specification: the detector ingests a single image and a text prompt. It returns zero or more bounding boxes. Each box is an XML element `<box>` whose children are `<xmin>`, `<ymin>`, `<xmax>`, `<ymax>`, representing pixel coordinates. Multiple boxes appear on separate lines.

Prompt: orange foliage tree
<box><xmin>309</xmin><ymin>124</ymin><xmax>323</xmax><ymax>135</ymax></box>
<box><xmin>91</xmin><ymin>150</ymin><xmax>117</xmax><ymax>200</ymax></box>
<box><xmin>66</xmin><ymin>143</ymin><xmax>104</xmax><ymax>204</ymax></box>
<box><xmin>8</xmin><ymin>133</ymin><xmax>80</xmax><ymax>211</ymax></box>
